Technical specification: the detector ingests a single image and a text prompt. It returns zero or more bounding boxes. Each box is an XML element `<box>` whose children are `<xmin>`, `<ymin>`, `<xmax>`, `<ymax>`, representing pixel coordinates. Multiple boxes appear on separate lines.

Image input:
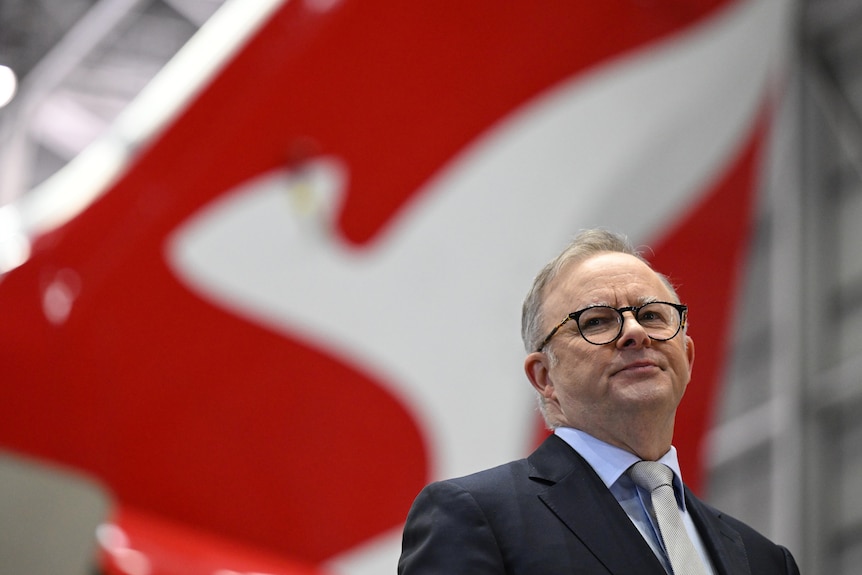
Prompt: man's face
<box><xmin>525</xmin><ymin>252</ymin><xmax>695</xmax><ymax>448</ymax></box>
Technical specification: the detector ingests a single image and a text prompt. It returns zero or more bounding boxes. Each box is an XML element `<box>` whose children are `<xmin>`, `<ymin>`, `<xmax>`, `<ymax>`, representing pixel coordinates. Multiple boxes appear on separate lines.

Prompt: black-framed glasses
<box><xmin>536</xmin><ymin>301</ymin><xmax>688</xmax><ymax>351</ymax></box>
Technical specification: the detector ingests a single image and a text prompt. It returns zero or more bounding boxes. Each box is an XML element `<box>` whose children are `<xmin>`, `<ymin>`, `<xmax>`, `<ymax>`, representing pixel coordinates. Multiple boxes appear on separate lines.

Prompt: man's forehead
<box><xmin>558</xmin><ymin>251</ymin><xmax>652</xmax><ymax>281</ymax></box>
<box><xmin>547</xmin><ymin>252</ymin><xmax>668</xmax><ymax>303</ymax></box>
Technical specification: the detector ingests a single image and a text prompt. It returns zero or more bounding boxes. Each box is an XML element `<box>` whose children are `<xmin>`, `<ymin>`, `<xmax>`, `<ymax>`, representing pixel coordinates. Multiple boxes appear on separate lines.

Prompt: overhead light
<box><xmin>0</xmin><ymin>65</ymin><xmax>16</xmax><ymax>108</ymax></box>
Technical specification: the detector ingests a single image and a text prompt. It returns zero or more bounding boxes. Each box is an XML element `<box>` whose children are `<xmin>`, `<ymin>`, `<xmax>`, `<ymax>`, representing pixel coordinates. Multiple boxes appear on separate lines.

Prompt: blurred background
<box><xmin>0</xmin><ymin>0</ymin><xmax>860</xmax><ymax>574</ymax></box>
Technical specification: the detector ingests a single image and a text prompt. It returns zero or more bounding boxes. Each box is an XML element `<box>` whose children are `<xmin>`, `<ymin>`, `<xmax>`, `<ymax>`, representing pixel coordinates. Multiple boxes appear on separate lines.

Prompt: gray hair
<box><xmin>521</xmin><ymin>229</ymin><xmax>680</xmax><ymax>354</ymax></box>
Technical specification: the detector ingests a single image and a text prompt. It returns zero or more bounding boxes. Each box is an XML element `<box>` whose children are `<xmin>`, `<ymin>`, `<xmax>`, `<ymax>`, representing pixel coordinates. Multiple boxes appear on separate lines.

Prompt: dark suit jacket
<box><xmin>399</xmin><ymin>434</ymin><xmax>800</xmax><ymax>574</ymax></box>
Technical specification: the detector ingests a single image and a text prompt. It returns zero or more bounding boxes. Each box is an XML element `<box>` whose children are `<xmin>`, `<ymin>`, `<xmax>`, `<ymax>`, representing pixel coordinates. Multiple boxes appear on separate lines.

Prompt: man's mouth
<box><xmin>613</xmin><ymin>360</ymin><xmax>659</xmax><ymax>376</ymax></box>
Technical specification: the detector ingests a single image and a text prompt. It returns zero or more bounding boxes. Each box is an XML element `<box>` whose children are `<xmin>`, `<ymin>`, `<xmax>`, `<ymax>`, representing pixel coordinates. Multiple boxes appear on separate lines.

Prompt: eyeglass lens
<box><xmin>578</xmin><ymin>302</ymin><xmax>681</xmax><ymax>345</ymax></box>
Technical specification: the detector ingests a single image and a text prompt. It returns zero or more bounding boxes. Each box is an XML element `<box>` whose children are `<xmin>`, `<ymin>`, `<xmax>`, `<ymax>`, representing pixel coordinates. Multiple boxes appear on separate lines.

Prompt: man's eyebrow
<box><xmin>579</xmin><ymin>300</ymin><xmax>610</xmax><ymax>309</ymax></box>
<box><xmin>579</xmin><ymin>296</ymin><xmax>663</xmax><ymax>309</ymax></box>
<box><xmin>638</xmin><ymin>296</ymin><xmax>661</xmax><ymax>305</ymax></box>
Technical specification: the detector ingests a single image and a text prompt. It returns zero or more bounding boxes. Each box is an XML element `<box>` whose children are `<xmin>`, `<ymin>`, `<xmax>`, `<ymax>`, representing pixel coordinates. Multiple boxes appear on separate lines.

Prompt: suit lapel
<box><xmin>529</xmin><ymin>435</ymin><xmax>667</xmax><ymax>575</ymax></box>
<box><xmin>685</xmin><ymin>490</ymin><xmax>751</xmax><ymax>575</ymax></box>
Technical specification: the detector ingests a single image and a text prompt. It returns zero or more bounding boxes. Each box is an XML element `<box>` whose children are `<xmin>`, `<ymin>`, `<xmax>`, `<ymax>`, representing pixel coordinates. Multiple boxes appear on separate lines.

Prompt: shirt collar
<box><xmin>554</xmin><ymin>427</ymin><xmax>687</xmax><ymax>509</ymax></box>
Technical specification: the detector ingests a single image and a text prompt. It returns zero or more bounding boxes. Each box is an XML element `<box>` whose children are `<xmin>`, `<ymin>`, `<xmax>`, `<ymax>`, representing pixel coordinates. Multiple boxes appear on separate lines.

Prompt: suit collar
<box><xmin>528</xmin><ymin>435</ymin><xmax>667</xmax><ymax>575</ymax></box>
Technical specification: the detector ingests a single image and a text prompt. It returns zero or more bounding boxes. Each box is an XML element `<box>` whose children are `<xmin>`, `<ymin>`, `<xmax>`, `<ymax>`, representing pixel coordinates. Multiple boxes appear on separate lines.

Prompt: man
<box><xmin>398</xmin><ymin>229</ymin><xmax>800</xmax><ymax>574</ymax></box>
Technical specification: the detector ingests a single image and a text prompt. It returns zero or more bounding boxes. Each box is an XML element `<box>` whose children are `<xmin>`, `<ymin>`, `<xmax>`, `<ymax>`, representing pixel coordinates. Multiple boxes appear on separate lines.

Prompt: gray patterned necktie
<box><xmin>628</xmin><ymin>461</ymin><xmax>708</xmax><ymax>575</ymax></box>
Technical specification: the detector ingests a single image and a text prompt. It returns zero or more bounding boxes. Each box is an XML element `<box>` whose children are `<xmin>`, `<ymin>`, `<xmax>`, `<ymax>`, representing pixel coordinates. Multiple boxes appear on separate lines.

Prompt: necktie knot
<box><xmin>628</xmin><ymin>460</ymin><xmax>674</xmax><ymax>492</ymax></box>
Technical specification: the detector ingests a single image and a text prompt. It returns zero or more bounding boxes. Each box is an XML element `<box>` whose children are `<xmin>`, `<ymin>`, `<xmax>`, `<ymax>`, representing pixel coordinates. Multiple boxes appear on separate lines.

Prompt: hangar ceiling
<box><xmin>0</xmin><ymin>0</ymin><xmax>226</xmax><ymax>202</ymax></box>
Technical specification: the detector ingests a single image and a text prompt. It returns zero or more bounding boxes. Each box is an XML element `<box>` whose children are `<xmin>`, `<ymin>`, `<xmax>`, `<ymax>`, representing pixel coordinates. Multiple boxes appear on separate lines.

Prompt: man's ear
<box><xmin>684</xmin><ymin>334</ymin><xmax>695</xmax><ymax>374</ymax></box>
<box><xmin>524</xmin><ymin>352</ymin><xmax>555</xmax><ymax>400</ymax></box>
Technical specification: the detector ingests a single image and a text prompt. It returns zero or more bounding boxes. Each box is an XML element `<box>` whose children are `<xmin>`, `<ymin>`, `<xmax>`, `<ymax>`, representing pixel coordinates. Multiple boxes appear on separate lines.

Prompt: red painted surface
<box><xmin>0</xmin><ymin>0</ymin><xmax>750</xmax><ymax>571</ymax></box>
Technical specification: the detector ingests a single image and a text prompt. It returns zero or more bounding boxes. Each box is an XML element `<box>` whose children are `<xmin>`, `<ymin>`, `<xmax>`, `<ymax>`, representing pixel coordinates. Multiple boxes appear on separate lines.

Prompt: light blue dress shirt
<box><xmin>555</xmin><ymin>427</ymin><xmax>716</xmax><ymax>575</ymax></box>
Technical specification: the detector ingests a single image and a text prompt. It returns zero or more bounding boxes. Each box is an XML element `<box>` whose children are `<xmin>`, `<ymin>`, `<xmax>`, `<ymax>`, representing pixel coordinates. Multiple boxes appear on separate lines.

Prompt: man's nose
<box><xmin>616</xmin><ymin>311</ymin><xmax>651</xmax><ymax>348</ymax></box>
